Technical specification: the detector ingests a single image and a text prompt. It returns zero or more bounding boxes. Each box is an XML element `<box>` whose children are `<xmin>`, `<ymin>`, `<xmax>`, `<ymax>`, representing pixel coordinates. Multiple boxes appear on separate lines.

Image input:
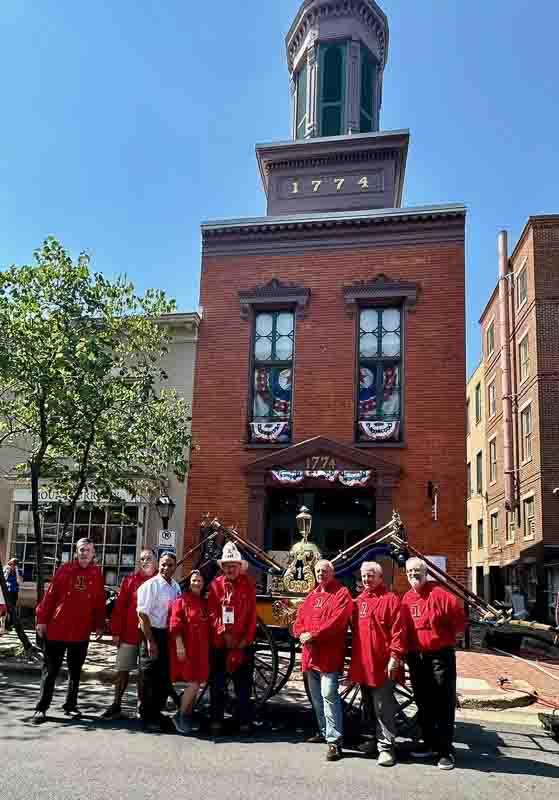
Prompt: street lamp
<box><xmin>296</xmin><ymin>505</ymin><xmax>312</xmax><ymax>541</ymax></box>
<box><xmin>155</xmin><ymin>493</ymin><xmax>176</xmax><ymax>530</ymax></box>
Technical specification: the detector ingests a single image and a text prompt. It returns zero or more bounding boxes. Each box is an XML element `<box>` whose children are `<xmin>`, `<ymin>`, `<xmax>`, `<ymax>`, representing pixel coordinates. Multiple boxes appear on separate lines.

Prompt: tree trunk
<box><xmin>0</xmin><ymin>556</ymin><xmax>35</xmax><ymax>654</ymax></box>
<box><xmin>30</xmin><ymin>461</ymin><xmax>46</xmax><ymax>602</ymax></box>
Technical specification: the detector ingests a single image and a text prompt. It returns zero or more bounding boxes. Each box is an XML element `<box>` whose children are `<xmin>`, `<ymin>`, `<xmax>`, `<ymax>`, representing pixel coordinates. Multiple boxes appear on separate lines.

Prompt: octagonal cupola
<box><xmin>286</xmin><ymin>0</ymin><xmax>389</xmax><ymax>139</ymax></box>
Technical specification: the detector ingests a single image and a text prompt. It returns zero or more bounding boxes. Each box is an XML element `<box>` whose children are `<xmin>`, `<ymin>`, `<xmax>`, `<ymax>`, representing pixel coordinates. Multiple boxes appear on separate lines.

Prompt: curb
<box><xmin>457</xmin><ymin>689</ymin><xmax>534</xmax><ymax>711</ymax></box>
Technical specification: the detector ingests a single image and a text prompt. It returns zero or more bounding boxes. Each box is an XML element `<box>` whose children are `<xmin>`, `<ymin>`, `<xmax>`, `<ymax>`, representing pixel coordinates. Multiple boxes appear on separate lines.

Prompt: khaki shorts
<box><xmin>115</xmin><ymin>643</ymin><xmax>140</xmax><ymax>672</ymax></box>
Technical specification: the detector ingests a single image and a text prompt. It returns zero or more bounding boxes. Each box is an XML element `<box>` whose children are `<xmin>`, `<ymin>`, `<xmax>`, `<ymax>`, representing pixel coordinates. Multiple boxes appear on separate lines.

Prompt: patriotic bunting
<box><xmin>358</xmin><ymin>420</ymin><xmax>400</xmax><ymax>442</ymax></box>
<box><xmin>250</xmin><ymin>422</ymin><xmax>290</xmax><ymax>442</ymax></box>
<box><xmin>270</xmin><ymin>469</ymin><xmax>372</xmax><ymax>486</ymax></box>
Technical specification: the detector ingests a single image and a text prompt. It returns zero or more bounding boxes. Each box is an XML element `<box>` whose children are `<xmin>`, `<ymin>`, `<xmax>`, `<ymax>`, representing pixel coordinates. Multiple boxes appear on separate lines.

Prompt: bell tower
<box><xmin>286</xmin><ymin>0</ymin><xmax>389</xmax><ymax>139</ymax></box>
<box><xmin>256</xmin><ymin>0</ymin><xmax>408</xmax><ymax>216</ymax></box>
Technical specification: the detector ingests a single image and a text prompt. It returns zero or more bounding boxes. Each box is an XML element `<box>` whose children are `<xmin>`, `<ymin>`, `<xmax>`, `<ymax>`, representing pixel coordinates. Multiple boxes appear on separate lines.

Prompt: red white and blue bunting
<box><xmin>250</xmin><ymin>422</ymin><xmax>290</xmax><ymax>442</ymax></box>
<box><xmin>271</xmin><ymin>469</ymin><xmax>372</xmax><ymax>487</ymax></box>
<box><xmin>358</xmin><ymin>421</ymin><xmax>400</xmax><ymax>442</ymax></box>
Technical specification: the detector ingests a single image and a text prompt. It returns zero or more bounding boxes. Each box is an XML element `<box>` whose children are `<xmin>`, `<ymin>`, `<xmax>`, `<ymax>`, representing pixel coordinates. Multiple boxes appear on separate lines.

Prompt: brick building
<box><xmin>185</xmin><ymin>0</ymin><xmax>467</xmax><ymax>587</ymax></box>
<box><xmin>471</xmin><ymin>216</ymin><xmax>559</xmax><ymax>622</ymax></box>
<box><xmin>466</xmin><ymin>361</ymin><xmax>488</xmax><ymax>597</ymax></box>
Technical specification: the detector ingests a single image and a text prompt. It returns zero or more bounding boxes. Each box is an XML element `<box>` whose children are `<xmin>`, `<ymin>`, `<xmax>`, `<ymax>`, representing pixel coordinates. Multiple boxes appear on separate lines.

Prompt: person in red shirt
<box><xmin>101</xmin><ymin>548</ymin><xmax>157</xmax><ymax>720</ymax></box>
<box><xmin>169</xmin><ymin>569</ymin><xmax>210</xmax><ymax>734</ymax></box>
<box><xmin>207</xmin><ymin>541</ymin><xmax>257</xmax><ymax>735</ymax></box>
<box><xmin>33</xmin><ymin>538</ymin><xmax>106</xmax><ymax>724</ymax></box>
<box><xmin>293</xmin><ymin>559</ymin><xmax>352</xmax><ymax>762</ymax></box>
<box><xmin>401</xmin><ymin>557</ymin><xmax>467</xmax><ymax>771</ymax></box>
<box><xmin>349</xmin><ymin>561</ymin><xmax>405</xmax><ymax>767</ymax></box>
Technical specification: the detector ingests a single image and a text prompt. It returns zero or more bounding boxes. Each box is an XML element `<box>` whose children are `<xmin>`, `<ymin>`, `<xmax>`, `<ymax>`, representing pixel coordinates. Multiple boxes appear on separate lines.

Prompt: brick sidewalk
<box><xmin>457</xmin><ymin>649</ymin><xmax>559</xmax><ymax>701</ymax></box>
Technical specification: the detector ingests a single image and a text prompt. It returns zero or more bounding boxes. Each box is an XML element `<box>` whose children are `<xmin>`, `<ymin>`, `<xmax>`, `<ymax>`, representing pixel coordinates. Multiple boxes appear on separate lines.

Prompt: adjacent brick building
<box><xmin>185</xmin><ymin>0</ymin><xmax>467</xmax><ymax>588</ymax></box>
<box><xmin>471</xmin><ymin>216</ymin><xmax>559</xmax><ymax>622</ymax></box>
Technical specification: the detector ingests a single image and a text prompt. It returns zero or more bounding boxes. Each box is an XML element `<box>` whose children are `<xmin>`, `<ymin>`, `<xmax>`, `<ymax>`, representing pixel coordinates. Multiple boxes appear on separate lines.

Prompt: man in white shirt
<box><xmin>137</xmin><ymin>551</ymin><xmax>181</xmax><ymax>732</ymax></box>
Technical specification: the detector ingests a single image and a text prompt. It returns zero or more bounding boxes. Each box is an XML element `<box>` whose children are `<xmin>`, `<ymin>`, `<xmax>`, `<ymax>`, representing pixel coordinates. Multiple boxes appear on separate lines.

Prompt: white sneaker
<box><xmin>377</xmin><ymin>749</ymin><xmax>396</xmax><ymax>767</ymax></box>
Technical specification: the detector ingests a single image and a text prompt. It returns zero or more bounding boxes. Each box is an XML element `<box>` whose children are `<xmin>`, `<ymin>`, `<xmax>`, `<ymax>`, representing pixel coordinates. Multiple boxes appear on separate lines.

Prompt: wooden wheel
<box><xmin>304</xmin><ymin>675</ymin><xmax>420</xmax><ymax>739</ymax></box>
<box><xmin>192</xmin><ymin>619</ymin><xmax>279</xmax><ymax>716</ymax></box>
<box><xmin>252</xmin><ymin>619</ymin><xmax>280</xmax><ymax>707</ymax></box>
<box><xmin>271</xmin><ymin>631</ymin><xmax>297</xmax><ymax>695</ymax></box>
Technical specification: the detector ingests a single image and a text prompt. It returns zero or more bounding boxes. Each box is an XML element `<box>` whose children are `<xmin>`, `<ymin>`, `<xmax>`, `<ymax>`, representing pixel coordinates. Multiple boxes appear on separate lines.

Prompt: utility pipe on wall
<box><xmin>498</xmin><ymin>230</ymin><xmax>516</xmax><ymax>511</ymax></box>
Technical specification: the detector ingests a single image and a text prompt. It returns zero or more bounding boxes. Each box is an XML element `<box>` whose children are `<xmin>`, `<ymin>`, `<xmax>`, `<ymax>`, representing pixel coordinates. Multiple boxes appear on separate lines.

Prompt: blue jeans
<box><xmin>305</xmin><ymin>670</ymin><xmax>343</xmax><ymax>744</ymax></box>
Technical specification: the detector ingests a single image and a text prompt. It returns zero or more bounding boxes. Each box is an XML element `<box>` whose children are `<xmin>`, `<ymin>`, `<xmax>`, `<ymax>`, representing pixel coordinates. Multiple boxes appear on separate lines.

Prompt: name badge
<box><xmin>223</xmin><ymin>606</ymin><xmax>235</xmax><ymax>625</ymax></box>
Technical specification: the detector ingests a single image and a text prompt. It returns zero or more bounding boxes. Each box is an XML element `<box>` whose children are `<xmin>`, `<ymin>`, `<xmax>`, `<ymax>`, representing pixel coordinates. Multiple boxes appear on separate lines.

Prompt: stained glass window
<box><xmin>250</xmin><ymin>311</ymin><xmax>294</xmax><ymax>443</ymax></box>
<box><xmin>357</xmin><ymin>307</ymin><xmax>402</xmax><ymax>442</ymax></box>
<box><xmin>319</xmin><ymin>43</ymin><xmax>346</xmax><ymax>136</ymax></box>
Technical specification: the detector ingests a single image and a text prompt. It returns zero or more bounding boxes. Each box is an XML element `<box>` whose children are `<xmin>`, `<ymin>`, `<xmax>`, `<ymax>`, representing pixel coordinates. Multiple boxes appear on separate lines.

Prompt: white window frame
<box><xmin>476</xmin><ymin>450</ymin><xmax>483</xmax><ymax>495</ymax></box>
<box><xmin>477</xmin><ymin>518</ymin><xmax>484</xmax><ymax>549</ymax></box>
<box><xmin>516</xmin><ymin>262</ymin><xmax>528</xmax><ymax>309</ymax></box>
<box><xmin>489</xmin><ymin>435</ymin><xmax>497</xmax><ymax>484</ymax></box>
<box><xmin>475</xmin><ymin>383</ymin><xmax>482</xmax><ymax>424</ymax></box>
<box><xmin>486</xmin><ymin>318</ymin><xmax>495</xmax><ymax>357</ymax></box>
<box><xmin>506</xmin><ymin>512</ymin><xmax>515</xmax><ymax>544</ymax></box>
<box><xmin>522</xmin><ymin>493</ymin><xmax>536</xmax><ymax>540</ymax></box>
<box><xmin>518</xmin><ymin>332</ymin><xmax>530</xmax><ymax>384</ymax></box>
<box><xmin>520</xmin><ymin>401</ymin><xmax>533</xmax><ymax>463</ymax></box>
<box><xmin>487</xmin><ymin>378</ymin><xmax>497</xmax><ymax>419</ymax></box>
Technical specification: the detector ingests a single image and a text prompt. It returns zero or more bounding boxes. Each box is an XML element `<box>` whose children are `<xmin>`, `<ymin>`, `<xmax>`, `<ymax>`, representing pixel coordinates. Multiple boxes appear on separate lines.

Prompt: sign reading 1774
<box><xmin>291</xmin><ymin>175</ymin><xmax>373</xmax><ymax>195</ymax></box>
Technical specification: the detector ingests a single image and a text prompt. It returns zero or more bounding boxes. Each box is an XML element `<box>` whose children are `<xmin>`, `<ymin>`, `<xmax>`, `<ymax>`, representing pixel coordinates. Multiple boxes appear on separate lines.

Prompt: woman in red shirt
<box><xmin>169</xmin><ymin>570</ymin><xmax>209</xmax><ymax>734</ymax></box>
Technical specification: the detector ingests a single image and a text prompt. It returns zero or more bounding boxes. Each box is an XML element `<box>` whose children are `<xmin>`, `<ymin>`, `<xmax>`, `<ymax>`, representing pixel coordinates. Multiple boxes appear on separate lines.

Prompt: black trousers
<box><xmin>139</xmin><ymin>628</ymin><xmax>172</xmax><ymax>722</ymax></box>
<box><xmin>209</xmin><ymin>648</ymin><xmax>253</xmax><ymax>725</ymax></box>
<box><xmin>407</xmin><ymin>647</ymin><xmax>457</xmax><ymax>756</ymax></box>
<box><xmin>5</xmin><ymin>591</ymin><xmax>18</xmax><ymax>630</ymax></box>
<box><xmin>36</xmin><ymin>640</ymin><xmax>89</xmax><ymax>712</ymax></box>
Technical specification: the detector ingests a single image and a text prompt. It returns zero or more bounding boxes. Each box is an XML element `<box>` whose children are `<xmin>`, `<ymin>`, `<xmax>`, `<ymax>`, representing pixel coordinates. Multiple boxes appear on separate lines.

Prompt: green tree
<box><xmin>0</xmin><ymin>238</ymin><xmax>192</xmax><ymax>648</ymax></box>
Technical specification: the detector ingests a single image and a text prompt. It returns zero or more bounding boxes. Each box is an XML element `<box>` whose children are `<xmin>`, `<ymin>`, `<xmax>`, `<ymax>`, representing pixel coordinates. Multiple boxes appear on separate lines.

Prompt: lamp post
<box><xmin>155</xmin><ymin>493</ymin><xmax>176</xmax><ymax>531</ymax></box>
<box><xmin>296</xmin><ymin>505</ymin><xmax>312</xmax><ymax>541</ymax></box>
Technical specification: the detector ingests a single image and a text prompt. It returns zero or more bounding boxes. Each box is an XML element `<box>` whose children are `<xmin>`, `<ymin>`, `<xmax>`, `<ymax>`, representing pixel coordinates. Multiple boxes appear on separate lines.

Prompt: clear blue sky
<box><xmin>2</xmin><ymin>1</ymin><xmax>558</xmax><ymax>375</ymax></box>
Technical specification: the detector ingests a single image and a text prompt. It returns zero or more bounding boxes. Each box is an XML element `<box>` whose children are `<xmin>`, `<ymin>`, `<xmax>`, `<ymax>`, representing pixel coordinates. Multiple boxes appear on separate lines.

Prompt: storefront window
<box><xmin>10</xmin><ymin>503</ymin><xmax>144</xmax><ymax>587</ymax></box>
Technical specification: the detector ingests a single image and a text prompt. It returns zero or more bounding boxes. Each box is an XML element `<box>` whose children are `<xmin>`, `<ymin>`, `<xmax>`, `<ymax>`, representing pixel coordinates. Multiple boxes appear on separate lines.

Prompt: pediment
<box><xmin>245</xmin><ymin>436</ymin><xmax>400</xmax><ymax>481</ymax></box>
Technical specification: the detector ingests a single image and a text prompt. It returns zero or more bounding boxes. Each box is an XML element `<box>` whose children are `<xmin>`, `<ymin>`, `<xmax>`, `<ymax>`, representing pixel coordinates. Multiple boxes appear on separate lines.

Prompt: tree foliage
<box><xmin>0</xmin><ymin>237</ymin><xmax>192</xmax><ymax>607</ymax></box>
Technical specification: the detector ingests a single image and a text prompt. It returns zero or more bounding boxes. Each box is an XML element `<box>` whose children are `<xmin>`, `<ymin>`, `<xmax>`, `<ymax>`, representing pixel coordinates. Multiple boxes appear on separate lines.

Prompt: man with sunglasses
<box><xmin>101</xmin><ymin>548</ymin><xmax>157</xmax><ymax>720</ymax></box>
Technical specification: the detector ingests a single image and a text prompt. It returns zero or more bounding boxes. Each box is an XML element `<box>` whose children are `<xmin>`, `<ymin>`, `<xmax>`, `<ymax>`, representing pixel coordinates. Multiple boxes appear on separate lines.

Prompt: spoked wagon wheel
<box><xmin>271</xmin><ymin>631</ymin><xmax>297</xmax><ymax>695</ymax></box>
<box><xmin>194</xmin><ymin>618</ymin><xmax>279</xmax><ymax>717</ymax></box>
<box><xmin>252</xmin><ymin>619</ymin><xmax>280</xmax><ymax>707</ymax></box>
<box><xmin>340</xmin><ymin>680</ymin><xmax>420</xmax><ymax>739</ymax></box>
<box><xmin>304</xmin><ymin>677</ymin><xmax>420</xmax><ymax>740</ymax></box>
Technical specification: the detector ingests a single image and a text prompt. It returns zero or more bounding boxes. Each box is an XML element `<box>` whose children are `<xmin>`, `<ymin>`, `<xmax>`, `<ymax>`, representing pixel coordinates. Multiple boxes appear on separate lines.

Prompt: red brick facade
<box><xmin>475</xmin><ymin>216</ymin><xmax>559</xmax><ymax>620</ymax></box>
<box><xmin>184</xmin><ymin>213</ymin><xmax>467</xmax><ymax>586</ymax></box>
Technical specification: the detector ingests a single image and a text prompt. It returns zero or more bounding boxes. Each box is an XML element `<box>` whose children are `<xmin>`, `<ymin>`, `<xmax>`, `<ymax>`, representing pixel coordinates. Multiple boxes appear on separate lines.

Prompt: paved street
<box><xmin>1</xmin><ymin>673</ymin><xmax>559</xmax><ymax>800</ymax></box>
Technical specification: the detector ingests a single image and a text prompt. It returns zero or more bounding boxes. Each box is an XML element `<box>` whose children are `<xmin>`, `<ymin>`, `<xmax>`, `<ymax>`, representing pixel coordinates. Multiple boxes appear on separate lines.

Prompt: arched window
<box><xmin>319</xmin><ymin>43</ymin><xmax>346</xmax><ymax>136</ymax></box>
<box><xmin>360</xmin><ymin>46</ymin><xmax>377</xmax><ymax>132</ymax></box>
<box><xmin>295</xmin><ymin>61</ymin><xmax>308</xmax><ymax>139</ymax></box>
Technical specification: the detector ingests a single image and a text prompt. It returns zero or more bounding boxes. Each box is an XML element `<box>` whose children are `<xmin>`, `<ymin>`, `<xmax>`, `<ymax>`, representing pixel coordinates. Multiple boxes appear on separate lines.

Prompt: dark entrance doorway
<box><xmin>265</xmin><ymin>488</ymin><xmax>376</xmax><ymax>559</ymax></box>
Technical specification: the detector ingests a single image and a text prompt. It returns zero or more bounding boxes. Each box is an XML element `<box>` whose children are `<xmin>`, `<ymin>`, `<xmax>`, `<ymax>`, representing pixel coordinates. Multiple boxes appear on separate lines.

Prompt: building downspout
<box><xmin>498</xmin><ymin>230</ymin><xmax>517</xmax><ymax>512</ymax></box>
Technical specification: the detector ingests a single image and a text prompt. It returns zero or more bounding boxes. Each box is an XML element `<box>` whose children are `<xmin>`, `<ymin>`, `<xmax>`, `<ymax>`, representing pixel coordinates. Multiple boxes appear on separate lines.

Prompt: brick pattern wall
<box><xmin>185</xmin><ymin>235</ymin><xmax>467</xmax><ymax>584</ymax></box>
<box><xmin>534</xmin><ymin>220</ymin><xmax>559</xmax><ymax>547</ymax></box>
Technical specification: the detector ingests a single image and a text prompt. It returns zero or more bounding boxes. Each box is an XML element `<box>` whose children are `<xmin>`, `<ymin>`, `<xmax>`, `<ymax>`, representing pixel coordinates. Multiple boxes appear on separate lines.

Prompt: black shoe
<box><xmin>437</xmin><ymin>753</ymin><xmax>455</xmax><ymax>771</ymax></box>
<box><xmin>326</xmin><ymin>744</ymin><xmax>342</xmax><ymax>762</ymax></box>
<box><xmin>306</xmin><ymin>734</ymin><xmax>326</xmax><ymax>743</ymax></box>
<box><xmin>100</xmin><ymin>704</ymin><xmax>122</xmax><ymax>720</ymax></box>
<box><xmin>358</xmin><ymin>739</ymin><xmax>379</xmax><ymax>756</ymax></box>
<box><xmin>62</xmin><ymin>705</ymin><xmax>82</xmax><ymax>716</ymax></box>
<box><xmin>32</xmin><ymin>711</ymin><xmax>47</xmax><ymax>725</ymax></box>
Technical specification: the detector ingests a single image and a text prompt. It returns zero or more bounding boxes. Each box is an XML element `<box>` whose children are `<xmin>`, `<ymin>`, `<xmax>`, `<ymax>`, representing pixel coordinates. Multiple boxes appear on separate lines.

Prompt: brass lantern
<box><xmin>296</xmin><ymin>505</ymin><xmax>312</xmax><ymax>542</ymax></box>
